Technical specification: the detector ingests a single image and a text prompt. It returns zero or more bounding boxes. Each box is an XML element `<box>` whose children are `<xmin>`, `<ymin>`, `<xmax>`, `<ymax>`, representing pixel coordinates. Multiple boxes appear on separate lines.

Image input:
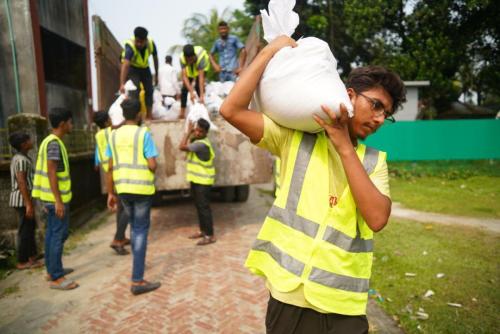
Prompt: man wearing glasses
<box><xmin>220</xmin><ymin>36</ymin><xmax>406</xmax><ymax>334</ymax></box>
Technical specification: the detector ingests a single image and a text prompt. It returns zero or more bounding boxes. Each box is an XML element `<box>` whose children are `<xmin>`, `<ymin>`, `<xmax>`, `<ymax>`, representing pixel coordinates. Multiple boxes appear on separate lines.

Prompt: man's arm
<box><xmin>314</xmin><ymin>106</ymin><xmax>391</xmax><ymax>232</ymax></box>
<box><xmin>16</xmin><ymin>170</ymin><xmax>34</xmax><ymax>219</ymax></box>
<box><xmin>236</xmin><ymin>48</ymin><xmax>247</xmax><ymax>75</ymax></box>
<box><xmin>47</xmin><ymin>159</ymin><xmax>65</xmax><ymax>219</ymax></box>
<box><xmin>120</xmin><ymin>60</ymin><xmax>130</xmax><ymax>94</ymax></box>
<box><xmin>209</xmin><ymin>53</ymin><xmax>221</xmax><ymax>73</ymax></box>
<box><xmin>198</xmin><ymin>71</ymin><xmax>205</xmax><ymax>104</ymax></box>
<box><xmin>179</xmin><ymin>122</ymin><xmax>193</xmax><ymax>152</ymax></box>
<box><xmin>220</xmin><ymin>36</ymin><xmax>297</xmax><ymax>143</ymax></box>
<box><xmin>106</xmin><ymin>157</ymin><xmax>117</xmax><ymax>211</ymax></box>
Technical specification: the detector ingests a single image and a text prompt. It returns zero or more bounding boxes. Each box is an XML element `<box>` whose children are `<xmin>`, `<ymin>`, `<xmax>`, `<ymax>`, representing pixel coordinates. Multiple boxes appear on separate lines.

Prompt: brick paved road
<box><xmin>0</xmin><ymin>185</ymin><xmax>401</xmax><ymax>333</ymax></box>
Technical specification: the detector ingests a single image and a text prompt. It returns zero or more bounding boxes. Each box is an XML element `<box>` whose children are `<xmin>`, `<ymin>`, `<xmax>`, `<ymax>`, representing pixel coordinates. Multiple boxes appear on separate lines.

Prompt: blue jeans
<box><xmin>219</xmin><ymin>70</ymin><xmax>236</xmax><ymax>82</ymax></box>
<box><xmin>44</xmin><ymin>203</ymin><xmax>70</xmax><ymax>281</ymax></box>
<box><xmin>119</xmin><ymin>194</ymin><xmax>153</xmax><ymax>282</ymax></box>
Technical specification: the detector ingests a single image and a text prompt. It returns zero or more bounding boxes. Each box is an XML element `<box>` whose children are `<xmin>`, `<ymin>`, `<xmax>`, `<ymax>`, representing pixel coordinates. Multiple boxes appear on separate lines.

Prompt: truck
<box><xmin>92</xmin><ymin>15</ymin><xmax>273</xmax><ymax>202</ymax></box>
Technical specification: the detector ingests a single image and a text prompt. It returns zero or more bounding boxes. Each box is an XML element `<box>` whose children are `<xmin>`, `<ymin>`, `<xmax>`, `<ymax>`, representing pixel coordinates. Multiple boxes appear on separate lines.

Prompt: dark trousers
<box><xmin>128</xmin><ymin>66</ymin><xmax>153</xmax><ymax>107</ymax></box>
<box><xmin>181</xmin><ymin>76</ymin><xmax>201</xmax><ymax>108</ymax></box>
<box><xmin>190</xmin><ymin>183</ymin><xmax>213</xmax><ymax>236</ymax></box>
<box><xmin>266</xmin><ymin>295</ymin><xmax>369</xmax><ymax>334</ymax></box>
<box><xmin>114</xmin><ymin>199</ymin><xmax>129</xmax><ymax>241</ymax></box>
<box><xmin>15</xmin><ymin>207</ymin><xmax>37</xmax><ymax>263</ymax></box>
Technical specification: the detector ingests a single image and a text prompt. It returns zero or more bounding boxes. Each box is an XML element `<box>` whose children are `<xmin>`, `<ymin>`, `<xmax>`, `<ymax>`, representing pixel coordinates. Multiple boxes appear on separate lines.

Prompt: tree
<box><xmin>243</xmin><ymin>0</ymin><xmax>499</xmax><ymax>114</ymax></box>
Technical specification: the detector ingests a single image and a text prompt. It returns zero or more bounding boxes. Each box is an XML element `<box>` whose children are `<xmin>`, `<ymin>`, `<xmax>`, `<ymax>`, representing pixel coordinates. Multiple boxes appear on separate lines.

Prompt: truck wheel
<box><xmin>235</xmin><ymin>185</ymin><xmax>250</xmax><ymax>202</ymax></box>
<box><xmin>220</xmin><ymin>186</ymin><xmax>236</xmax><ymax>202</ymax></box>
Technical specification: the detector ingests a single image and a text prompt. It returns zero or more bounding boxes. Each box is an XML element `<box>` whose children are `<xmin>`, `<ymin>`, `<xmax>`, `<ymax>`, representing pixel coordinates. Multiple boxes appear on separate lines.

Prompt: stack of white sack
<box><xmin>151</xmin><ymin>89</ymin><xmax>178</xmax><ymax>121</ymax></box>
<box><xmin>205</xmin><ymin>93</ymin><xmax>224</xmax><ymax>115</ymax></box>
<box><xmin>205</xmin><ymin>81</ymin><xmax>235</xmax><ymax>98</ymax></box>
<box><xmin>108</xmin><ymin>80</ymin><xmax>137</xmax><ymax>126</ymax></box>
<box><xmin>185</xmin><ymin>102</ymin><xmax>218</xmax><ymax>133</ymax></box>
<box><xmin>253</xmin><ymin>0</ymin><xmax>353</xmax><ymax>133</ymax></box>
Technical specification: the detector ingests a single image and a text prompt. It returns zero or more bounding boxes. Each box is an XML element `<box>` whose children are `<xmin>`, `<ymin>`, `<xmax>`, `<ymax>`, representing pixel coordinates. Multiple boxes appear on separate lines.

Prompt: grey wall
<box><xmin>45</xmin><ymin>83</ymin><xmax>87</xmax><ymax>127</ymax></box>
<box><xmin>37</xmin><ymin>0</ymin><xmax>86</xmax><ymax>47</ymax></box>
<box><xmin>395</xmin><ymin>87</ymin><xmax>419</xmax><ymax>121</ymax></box>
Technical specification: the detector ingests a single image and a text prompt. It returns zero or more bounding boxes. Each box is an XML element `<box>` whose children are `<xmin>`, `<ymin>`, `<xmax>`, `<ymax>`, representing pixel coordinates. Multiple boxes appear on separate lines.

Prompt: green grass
<box><xmin>371</xmin><ymin>219</ymin><xmax>500</xmax><ymax>334</ymax></box>
<box><xmin>389</xmin><ymin>160</ymin><xmax>500</xmax><ymax>218</ymax></box>
<box><xmin>0</xmin><ymin>283</ymin><xmax>20</xmax><ymax>298</ymax></box>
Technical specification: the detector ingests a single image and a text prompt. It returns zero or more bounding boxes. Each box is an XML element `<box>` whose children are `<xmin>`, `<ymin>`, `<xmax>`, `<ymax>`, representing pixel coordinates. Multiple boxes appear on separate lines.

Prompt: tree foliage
<box><xmin>242</xmin><ymin>0</ymin><xmax>499</xmax><ymax>112</ymax></box>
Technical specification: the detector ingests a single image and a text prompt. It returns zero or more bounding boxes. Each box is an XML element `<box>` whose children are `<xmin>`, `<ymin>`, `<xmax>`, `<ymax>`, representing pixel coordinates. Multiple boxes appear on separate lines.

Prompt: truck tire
<box><xmin>220</xmin><ymin>186</ymin><xmax>236</xmax><ymax>202</ymax></box>
<box><xmin>235</xmin><ymin>185</ymin><xmax>250</xmax><ymax>202</ymax></box>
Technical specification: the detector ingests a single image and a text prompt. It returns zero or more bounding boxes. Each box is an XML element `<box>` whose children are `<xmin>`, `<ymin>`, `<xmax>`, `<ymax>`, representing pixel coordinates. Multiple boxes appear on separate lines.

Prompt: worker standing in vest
<box><xmin>221</xmin><ymin>36</ymin><xmax>406</xmax><ymax>333</ymax></box>
<box><xmin>179</xmin><ymin>119</ymin><xmax>216</xmax><ymax>246</ymax></box>
<box><xmin>119</xmin><ymin>27</ymin><xmax>159</xmax><ymax>120</ymax></box>
<box><xmin>106</xmin><ymin>99</ymin><xmax>161</xmax><ymax>295</ymax></box>
<box><xmin>93</xmin><ymin>111</ymin><xmax>130</xmax><ymax>255</ymax></box>
<box><xmin>209</xmin><ymin>21</ymin><xmax>247</xmax><ymax>82</ymax></box>
<box><xmin>32</xmin><ymin>108</ymin><xmax>78</xmax><ymax>291</ymax></box>
<box><xmin>179</xmin><ymin>44</ymin><xmax>210</xmax><ymax>119</ymax></box>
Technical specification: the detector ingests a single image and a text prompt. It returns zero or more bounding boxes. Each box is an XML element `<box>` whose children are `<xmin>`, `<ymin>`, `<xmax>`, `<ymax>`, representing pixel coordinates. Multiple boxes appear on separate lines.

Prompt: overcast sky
<box><xmin>87</xmin><ymin>0</ymin><xmax>245</xmax><ymax>107</ymax></box>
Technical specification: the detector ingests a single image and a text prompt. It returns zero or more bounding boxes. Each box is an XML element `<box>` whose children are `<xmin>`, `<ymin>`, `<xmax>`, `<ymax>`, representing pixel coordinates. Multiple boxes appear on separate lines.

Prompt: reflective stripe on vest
<box><xmin>110</xmin><ymin>126</ymin><xmax>155</xmax><ymax>195</ymax></box>
<box><xmin>32</xmin><ymin>134</ymin><xmax>72</xmax><ymax>203</ymax></box>
<box><xmin>95</xmin><ymin>127</ymin><xmax>111</xmax><ymax>172</ymax></box>
<box><xmin>181</xmin><ymin>46</ymin><xmax>210</xmax><ymax>78</ymax></box>
<box><xmin>186</xmin><ymin>138</ymin><xmax>215</xmax><ymax>185</ymax></box>
<box><xmin>121</xmin><ymin>38</ymin><xmax>154</xmax><ymax>68</ymax></box>
<box><xmin>246</xmin><ymin>131</ymin><xmax>383</xmax><ymax>315</ymax></box>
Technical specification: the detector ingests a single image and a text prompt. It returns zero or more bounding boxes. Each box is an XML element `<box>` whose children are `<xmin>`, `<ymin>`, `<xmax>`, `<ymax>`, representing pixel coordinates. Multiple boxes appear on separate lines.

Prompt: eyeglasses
<box><xmin>357</xmin><ymin>92</ymin><xmax>395</xmax><ymax>123</ymax></box>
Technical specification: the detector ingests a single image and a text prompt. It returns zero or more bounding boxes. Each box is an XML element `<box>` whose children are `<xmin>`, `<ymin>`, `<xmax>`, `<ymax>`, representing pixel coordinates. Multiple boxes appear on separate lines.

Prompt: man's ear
<box><xmin>346</xmin><ymin>88</ymin><xmax>356</xmax><ymax>105</ymax></box>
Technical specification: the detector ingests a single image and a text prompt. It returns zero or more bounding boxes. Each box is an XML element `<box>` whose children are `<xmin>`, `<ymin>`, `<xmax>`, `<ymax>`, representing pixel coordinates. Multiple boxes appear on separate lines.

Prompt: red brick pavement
<box><xmin>41</xmin><ymin>192</ymin><xmax>271</xmax><ymax>333</ymax></box>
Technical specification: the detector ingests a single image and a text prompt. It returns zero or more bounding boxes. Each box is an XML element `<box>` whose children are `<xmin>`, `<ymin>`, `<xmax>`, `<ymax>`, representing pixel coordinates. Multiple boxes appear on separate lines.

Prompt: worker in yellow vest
<box><xmin>119</xmin><ymin>27</ymin><xmax>159</xmax><ymax>120</ymax></box>
<box><xmin>93</xmin><ymin>111</ymin><xmax>129</xmax><ymax>255</ymax></box>
<box><xmin>179</xmin><ymin>44</ymin><xmax>210</xmax><ymax>119</ymax></box>
<box><xmin>221</xmin><ymin>36</ymin><xmax>406</xmax><ymax>333</ymax></box>
<box><xmin>179</xmin><ymin>118</ymin><xmax>216</xmax><ymax>245</ymax></box>
<box><xmin>32</xmin><ymin>108</ymin><xmax>78</xmax><ymax>291</ymax></box>
<box><xmin>106</xmin><ymin>98</ymin><xmax>161</xmax><ymax>295</ymax></box>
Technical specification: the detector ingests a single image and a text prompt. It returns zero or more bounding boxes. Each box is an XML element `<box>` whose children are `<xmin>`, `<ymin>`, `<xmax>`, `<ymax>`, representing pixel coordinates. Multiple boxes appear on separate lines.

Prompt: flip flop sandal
<box><xmin>46</xmin><ymin>268</ymin><xmax>74</xmax><ymax>281</ymax></box>
<box><xmin>196</xmin><ymin>236</ymin><xmax>216</xmax><ymax>246</ymax></box>
<box><xmin>110</xmin><ymin>244</ymin><xmax>130</xmax><ymax>255</ymax></box>
<box><xmin>50</xmin><ymin>279</ymin><xmax>79</xmax><ymax>290</ymax></box>
<box><xmin>123</xmin><ymin>238</ymin><xmax>131</xmax><ymax>246</ymax></box>
<box><xmin>188</xmin><ymin>232</ymin><xmax>204</xmax><ymax>239</ymax></box>
<box><xmin>130</xmin><ymin>281</ymin><xmax>161</xmax><ymax>295</ymax></box>
<box><xmin>29</xmin><ymin>260</ymin><xmax>44</xmax><ymax>269</ymax></box>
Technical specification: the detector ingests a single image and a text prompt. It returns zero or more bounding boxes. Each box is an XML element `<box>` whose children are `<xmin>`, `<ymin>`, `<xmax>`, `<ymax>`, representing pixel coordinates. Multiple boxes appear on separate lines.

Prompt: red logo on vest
<box><xmin>329</xmin><ymin>195</ymin><xmax>338</xmax><ymax>208</ymax></box>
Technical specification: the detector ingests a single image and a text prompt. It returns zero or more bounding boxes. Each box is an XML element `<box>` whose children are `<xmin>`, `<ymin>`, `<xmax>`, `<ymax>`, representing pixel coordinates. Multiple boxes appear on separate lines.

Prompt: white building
<box><xmin>395</xmin><ymin>81</ymin><xmax>430</xmax><ymax>121</ymax></box>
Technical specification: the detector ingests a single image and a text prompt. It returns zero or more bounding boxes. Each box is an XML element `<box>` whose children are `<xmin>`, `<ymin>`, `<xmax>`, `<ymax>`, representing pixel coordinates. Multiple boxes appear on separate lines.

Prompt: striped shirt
<box><xmin>9</xmin><ymin>153</ymin><xmax>34</xmax><ymax>208</ymax></box>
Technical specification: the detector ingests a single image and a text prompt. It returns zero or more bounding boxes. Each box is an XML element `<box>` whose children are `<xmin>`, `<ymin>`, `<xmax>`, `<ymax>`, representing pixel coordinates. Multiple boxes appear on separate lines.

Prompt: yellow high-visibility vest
<box><xmin>186</xmin><ymin>138</ymin><xmax>215</xmax><ymax>185</ymax></box>
<box><xmin>180</xmin><ymin>46</ymin><xmax>210</xmax><ymax>78</ymax></box>
<box><xmin>109</xmin><ymin>125</ymin><xmax>155</xmax><ymax>195</ymax></box>
<box><xmin>245</xmin><ymin>131</ymin><xmax>385</xmax><ymax>315</ymax></box>
<box><xmin>274</xmin><ymin>157</ymin><xmax>281</xmax><ymax>197</ymax></box>
<box><xmin>95</xmin><ymin>127</ymin><xmax>111</xmax><ymax>172</ymax></box>
<box><xmin>121</xmin><ymin>38</ymin><xmax>154</xmax><ymax>69</ymax></box>
<box><xmin>32</xmin><ymin>134</ymin><xmax>72</xmax><ymax>203</ymax></box>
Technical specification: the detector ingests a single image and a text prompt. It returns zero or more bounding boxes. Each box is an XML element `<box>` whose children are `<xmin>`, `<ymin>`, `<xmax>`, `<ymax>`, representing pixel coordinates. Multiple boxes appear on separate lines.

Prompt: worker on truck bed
<box><xmin>179</xmin><ymin>118</ymin><xmax>217</xmax><ymax>246</ymax></box>
<box><xmin>93</xmin><ymin>111</ymin><xmax>130</xmax><ymax>256</ymax></box>
<box><xmin>119</xmin><ymin>26</ymin><xmax>159</xmax><ymax>120</ymax></box>
<box><xmin>220</xmin><ymin>36</ymin><xmax>406</xmax><ymax>333</ymax></box>
<box><xmin>179</xmin><ymin>44</ymin><xmax>210</xmax><ymax>119</ymax></box>
<box><xmin>209</xmin><ymin>21</ymin><xmax>247</xmax><ymax>82</ymax></box>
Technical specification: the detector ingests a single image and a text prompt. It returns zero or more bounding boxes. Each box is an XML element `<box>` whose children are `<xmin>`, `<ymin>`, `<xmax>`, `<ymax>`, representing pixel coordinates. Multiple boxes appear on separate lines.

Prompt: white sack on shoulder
<box><xmin>254</xmin><ymin>0</ymin><xmax>353</xmax><ymax>133</ymax></box>
<box><xmin>108</xmin><ymin>80</ymin><xmax>138</xmax><ymax>126</ymax></box>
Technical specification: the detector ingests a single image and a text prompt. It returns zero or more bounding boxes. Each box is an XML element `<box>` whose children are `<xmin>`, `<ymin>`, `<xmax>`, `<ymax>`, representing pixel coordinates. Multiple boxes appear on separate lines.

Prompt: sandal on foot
<box><xmin>50</xmin><ymin>278</ymin><xmax>79</xmax><ymax>290</ymax></box>
<box><xmin>188</xmin><ymin>232</ymin><xmax>204</xmax><ymax>239</ymax></box>
<box><xmin>46</xmin><ymin>268</ymin><xmax>74</xmax><ymax>281</ymax></box>
<box><xmin>16</xmin><ymin>262</ymin><xmax>32</xmax><ymax>270</ymax></box>
<box><xmin>123</xmin><ymin>238</ymin><xmax>131</xmax><ymax>246</ymax></box>
<box><xmin>196</xmin><ymin>236</ymin><xmax>216</xmax><ymax>246</ymax></box>
<box><xmin>110</xmin><ymin>244</ymin><xmax>130</xmax><ymax>255</ymax></box>
<box><xmin>131</xmin><ymin>281</ymin><xmax>161</xmax><ymax>295</ymax></box>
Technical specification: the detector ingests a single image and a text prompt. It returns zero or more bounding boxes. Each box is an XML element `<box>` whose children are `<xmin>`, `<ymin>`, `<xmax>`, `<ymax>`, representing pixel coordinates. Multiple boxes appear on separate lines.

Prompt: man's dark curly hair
<box><xmin>346</xmin><ymin>66</ymin><xmax>407</xmax><ymax>114</ymax></box>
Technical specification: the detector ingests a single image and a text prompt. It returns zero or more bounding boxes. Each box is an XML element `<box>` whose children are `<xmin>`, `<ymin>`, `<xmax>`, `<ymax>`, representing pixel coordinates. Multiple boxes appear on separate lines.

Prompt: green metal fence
<box><xmin>64</xmin><ymin>129</ymin><xmax>96</xmax><ymax>156</ymax></box>
<box><xmin>363</xmin><ymin>119</ymin><xmax>500</xmax><ymax>161</ymax></box>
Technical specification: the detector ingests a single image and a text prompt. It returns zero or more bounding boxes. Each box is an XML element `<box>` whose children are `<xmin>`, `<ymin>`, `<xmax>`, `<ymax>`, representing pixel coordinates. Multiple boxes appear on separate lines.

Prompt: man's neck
<box><xmin>124</xmin><ymin>120</ymin><xmax>138</xmax><ymax>126</ymax></box>
<box><xmin>52</xmin><ymin>128</ymin><xmax>65</xmax><ymax>139</ymax></box>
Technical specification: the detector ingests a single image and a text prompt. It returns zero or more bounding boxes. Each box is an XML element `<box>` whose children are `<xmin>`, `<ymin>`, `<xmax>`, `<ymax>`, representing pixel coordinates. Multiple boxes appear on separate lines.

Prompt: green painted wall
<box><xmin>363</xmin><ymin>120</ymin><xmax>500</xmax><ymax>161</ymax></box>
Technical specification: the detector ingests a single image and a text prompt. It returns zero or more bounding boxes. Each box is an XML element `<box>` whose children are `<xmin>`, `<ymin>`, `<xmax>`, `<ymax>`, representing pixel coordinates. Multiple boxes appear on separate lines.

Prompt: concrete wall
<box><xmin>36</xmin><ymin>0</ymin><xmax>86</xmax><ymax>47</ymax></box>
<box><xmin>396</xmin><ymin>87</ymin><xmax>419</xmax><ymax>121</ymax></box>
<box><xmin>0</xmin><ymin>0</ymin><xmax>40</xmax><ymax>125</ymax></box>
<box><xmin>45</xmin><ymin>83</ymin><xmax>88</xmax><ymax>128</ymax></box>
